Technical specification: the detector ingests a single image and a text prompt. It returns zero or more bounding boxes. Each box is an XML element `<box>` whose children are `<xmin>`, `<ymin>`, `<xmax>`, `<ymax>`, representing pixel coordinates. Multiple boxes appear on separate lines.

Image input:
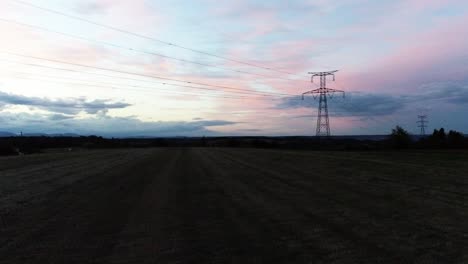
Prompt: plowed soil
<box><xmin>1</xmin><ymin>148</ymin><xmax>467</xmax><ymax>263</ymax></box>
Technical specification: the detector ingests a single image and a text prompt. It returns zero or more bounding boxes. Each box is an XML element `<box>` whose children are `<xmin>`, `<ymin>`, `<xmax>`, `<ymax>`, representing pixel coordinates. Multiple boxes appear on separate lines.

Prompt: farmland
<box><xmin>0</xmin><ymin>148</ymin><xmax>467</xmax><ymax>263</ymax></box>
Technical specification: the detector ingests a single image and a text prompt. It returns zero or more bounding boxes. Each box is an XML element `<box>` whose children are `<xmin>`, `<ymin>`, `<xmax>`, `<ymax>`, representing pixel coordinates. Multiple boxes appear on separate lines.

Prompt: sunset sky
<box><xmin>1</xmin><ymin>0</ymin><xmax>467</xmax><ymax>137</ymax></box>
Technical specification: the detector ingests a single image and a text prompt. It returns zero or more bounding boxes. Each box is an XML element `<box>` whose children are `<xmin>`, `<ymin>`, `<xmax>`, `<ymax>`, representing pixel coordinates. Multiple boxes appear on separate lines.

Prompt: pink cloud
<box><xmin>206</xmin><ymin>0</ymin><xmax>293</xmax><ymax>41</ymax></box>
<box><xmin>75</xmin><ymin>0</ymin><xmax>165</xmax><ymax>30</ymax></box>
<box><xmin>336</xmin><ymin>15</ymin><xmax>468</xmax><ymax>94</ymax></box>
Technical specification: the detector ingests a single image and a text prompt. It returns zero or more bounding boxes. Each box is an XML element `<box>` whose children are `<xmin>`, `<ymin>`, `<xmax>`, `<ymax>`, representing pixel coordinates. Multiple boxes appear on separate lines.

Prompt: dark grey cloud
<box><xmin>233</xmin><ymin>128</ymin><xmax>262</xmax><ymax>132</ymax></box>
<box><xmin>0</xmin><ymin>112</ymin><xmax>236</xmax><ymax>137</ymax></box>
<box><xmin>418</xmin><ymin>82</ymin><xmax>468</xmax><ymax>105</ymax></box>
<box><xmin>0</xmin><ymin>91</ymin><xmax>131</xmax><ymax>115</ymax></box>
<box><xmin>75</xmin><ymin>2</ymin><xmax>110</xmax><ymax>14</ymax></box>
<box><xmin>292</xmin><ymin>114</ymin><xmax>319</xmax><ymax>119</ymax></box>
<box><xmin>277</xmin><ymin>93</ymin><xmax>405</xmax><ymax>117</ymax></box>
<box><xmin>48</xmin><ymin>114</ymin><xmax>75</xmax><ymax>121</ymax></box>
<box><xmin>337</xmin><ymin>94</ymin><xmax>406</xmax><ymax>116</ymax></box>
<box><xmin>278</xmin><ymin>81</ymin><xmax>468</xmax><ymax>118</ymax></box>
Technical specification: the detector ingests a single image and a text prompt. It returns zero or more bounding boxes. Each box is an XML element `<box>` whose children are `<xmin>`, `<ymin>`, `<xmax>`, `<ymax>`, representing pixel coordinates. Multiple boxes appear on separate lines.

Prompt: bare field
<box><xmin>0</xmin><ymin>148</ymin><xmax>467</xmax><ymax>263</ymax></box>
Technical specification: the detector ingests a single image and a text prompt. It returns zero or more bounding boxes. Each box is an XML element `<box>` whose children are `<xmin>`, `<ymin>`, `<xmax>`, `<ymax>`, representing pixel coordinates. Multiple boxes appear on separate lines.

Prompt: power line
<box><xmin>3</xmin><ymin>57</ymin><xmax>397</xmax><ymax>132</ymax></box>
<box><xmin>1</xmin><ymin>51</ymin><xmax>295</xmax><ymax>97</ymax></box>
<box><xmin>0</xmin><ymin>18</ymin><xmax>308</xmax><ymax>83</ymax></box>
<box><xmin>1</xmin><ymin>59</ymin><xmax>272</xmax><ymax>96</ymax></box>
<box><xmin>8</xmin><ymin>0</ymin><xmax>304</xmax><ymax>77</ymax></box>
<box><xmin>0</xmin><ymin>59</ymin><xmax>292</xmax><ymax>101</ymax></box>
<box><xmin>1</xmin><ymin>68</ymin><xmax>286</xmax><ymax>100</ymax></box>
<box><xmin>3</xmin><ymin>74</ymin><xmax>263</xmax><ymax>100</ymax></box>
<box><xmin>1</xmin><ymin>61</ymin><xmax>399</xmax><ymax>132</ymax></box>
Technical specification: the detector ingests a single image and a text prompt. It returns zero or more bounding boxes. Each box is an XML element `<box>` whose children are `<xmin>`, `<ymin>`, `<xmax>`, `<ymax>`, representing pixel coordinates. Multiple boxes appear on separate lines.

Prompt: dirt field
<box><xmin>0</xmin><ymin>148</ymin><xmax>467</xmax><ymax>263</ymax></box>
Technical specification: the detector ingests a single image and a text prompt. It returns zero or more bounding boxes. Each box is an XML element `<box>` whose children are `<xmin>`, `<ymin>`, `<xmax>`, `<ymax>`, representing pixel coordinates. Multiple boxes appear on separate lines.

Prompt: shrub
<box><xmin>389</xmin><ymin>126</ymin><xmax>412</xmax><ymax>149</ymax></box>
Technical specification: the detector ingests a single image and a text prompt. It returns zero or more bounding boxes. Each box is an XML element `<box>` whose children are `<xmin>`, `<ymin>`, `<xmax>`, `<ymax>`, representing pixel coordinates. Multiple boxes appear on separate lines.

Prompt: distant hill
<box><xmin>47</xmin><ymin>133</ymin><xmax>81</xmax><ymax>137</ymax></box>
<box><xmin>0</xmin><ymin>132</ymin><xmax>16</xmax><ymax>137</ymax></box>
<box><xmin>329</xmin><ymin>135</ymin><xmax>389</xmax><ymax>141</ymax></box>
<box><xmin>0</xmin><ymin>132</ymin><xmax>81</xmax><ymax>137</ymax></box>
<box><xmin>23</xmin><ymin>133</ymin><xmax>81</xmax><ymax>137</ymax></box>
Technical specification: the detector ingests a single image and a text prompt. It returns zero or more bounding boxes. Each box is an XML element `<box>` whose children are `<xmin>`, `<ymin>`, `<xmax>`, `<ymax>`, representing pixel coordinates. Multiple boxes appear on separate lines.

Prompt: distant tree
<box><xmin>389</xmin><ymin>126</ymin><xmax>412</xmax><ymax>149</ymax></box>
<box><xmin>447</xmin><ymin>130</ymin><xmax>464</xmax><ymax>147</ymax></box>
<box><xmin>433</xmin><ymin>128</ymin><xmax>446</xmax><ymax>140</ymax></box>
<box><xmin>427</xmin><ymin>128</ymin><xmax>447</xmax><ymax>147</ymax></box>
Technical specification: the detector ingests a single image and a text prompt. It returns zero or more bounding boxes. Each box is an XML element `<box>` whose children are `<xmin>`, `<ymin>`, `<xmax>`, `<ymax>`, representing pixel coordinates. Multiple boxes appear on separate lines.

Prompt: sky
<box><xmin>0</xmin><ymin>0</ymin><xmax>467</xmax><ymax>137</ymax></box>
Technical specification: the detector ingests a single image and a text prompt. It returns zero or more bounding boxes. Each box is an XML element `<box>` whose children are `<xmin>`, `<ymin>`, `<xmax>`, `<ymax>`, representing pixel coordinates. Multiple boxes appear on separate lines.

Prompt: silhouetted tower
<box><xmin>417</xmin><ymin>115</ymin><xmax>428</xmax><ymax>136</ymax></box>
<box><xmin>302</xmin><ymin>70</ymin><xmax>344</xmax><ymax>136</ymax></box>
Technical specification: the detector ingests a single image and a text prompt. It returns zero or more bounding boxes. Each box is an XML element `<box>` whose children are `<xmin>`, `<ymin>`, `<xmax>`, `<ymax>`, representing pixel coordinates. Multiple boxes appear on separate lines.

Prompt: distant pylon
<box><xmin>302</xmin><ymin>70</ymin><xmax>344</xmax><ymax>137</ymax></box>
<box><xmin>417</xmin><ymin>115</ymin><xmax>428</xmax><ymax>136</ymax></box>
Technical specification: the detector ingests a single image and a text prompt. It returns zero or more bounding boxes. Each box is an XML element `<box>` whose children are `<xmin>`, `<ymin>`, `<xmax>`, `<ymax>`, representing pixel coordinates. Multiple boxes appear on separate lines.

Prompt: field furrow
<box><xmin>0</xmin><ymin>148</ymin><xmax>466</xmax><ymax>263</ymax></box>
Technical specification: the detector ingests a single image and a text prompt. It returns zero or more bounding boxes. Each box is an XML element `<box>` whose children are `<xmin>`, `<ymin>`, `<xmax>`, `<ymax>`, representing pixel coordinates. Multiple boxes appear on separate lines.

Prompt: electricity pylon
<box><xmin>417</xmin><ymin>115</ymin><xmax>428</xmax><ymax>136</ymax></box>
<box><xmin>302</xmin><ymin>70</ymin><xmax>344</xmax><ymax>137</ymax></box>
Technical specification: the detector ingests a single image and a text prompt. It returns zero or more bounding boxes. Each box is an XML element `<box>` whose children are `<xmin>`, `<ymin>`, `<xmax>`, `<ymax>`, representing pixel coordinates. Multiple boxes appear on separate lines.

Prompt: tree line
<box><xmin>390</xmin><ymin>126</ymin><xmax>466</xmax><ymax>149</ymax></box>
<box><xmin>0</xmin><ymin>127</ymin><xmax>466</xmax><ymax>156</ymax></box>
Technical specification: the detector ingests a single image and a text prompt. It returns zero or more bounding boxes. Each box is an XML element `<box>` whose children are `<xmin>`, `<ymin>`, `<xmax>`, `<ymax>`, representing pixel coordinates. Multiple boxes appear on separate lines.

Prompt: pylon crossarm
<box><xmin>308</xmin><ymin>70</ymin><xmax>338</xmax><ymax>75</ymax></box>
<box><xmin>324</xmin><ymin>88</ymin><xmax>344</xmax><ymax>93</ymax></box>
<box><xmin>327</xmin><ymin>89</ymin><xmax>345</xmax><ymax>99</ymax></box>
<box><xmin>301</xmin><ymin>90</ymin><xmax>314</xmax><ymax>100</ymax></box>
<box><xmin>303</xmin><ymin>88</ymin><xmax>344</xmax><ymax>94</ymax></box>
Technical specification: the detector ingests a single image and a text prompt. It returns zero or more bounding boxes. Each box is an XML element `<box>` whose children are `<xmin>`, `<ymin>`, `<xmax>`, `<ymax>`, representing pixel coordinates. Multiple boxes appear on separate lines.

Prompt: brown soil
<box><xmin>1</xmin><ymin>148</ymin><xmax>467</xmax><ymax>263</ymax></box>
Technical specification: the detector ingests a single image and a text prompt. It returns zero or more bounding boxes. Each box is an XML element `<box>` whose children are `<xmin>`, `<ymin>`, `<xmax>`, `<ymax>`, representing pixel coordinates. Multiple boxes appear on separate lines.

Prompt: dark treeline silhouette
<box><xmin>0</xmin><ymin>127</ymin><xmax>466</xmax><ymax>156</ymax></box>
<box><xmin>389</xmin><ymin>126</ymin><xmax>467</xmax><ymax>149</ymax></box>
<box><xmin>417</xmin><ymin>128</ymin><xmax>466</xmax><ymax>149</ymax></box>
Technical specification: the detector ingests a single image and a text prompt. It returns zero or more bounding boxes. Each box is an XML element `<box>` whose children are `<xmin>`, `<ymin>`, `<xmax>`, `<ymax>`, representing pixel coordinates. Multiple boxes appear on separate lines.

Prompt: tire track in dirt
<box><xmin>107</xmin><ymin>148</ymin><xmax>328</xmax><ymax>263</ymax></box>
<box><xmin>0</xmin><ymin>150</ymin><xmax>140</xmax><ymax>200</ymax></box>
<box><xmin>0</xmin><ymin>149</ymin><xmax>154</xmax><ymax>236</ymax></box>
<box><xmin>0</xmin><ymin>151</ymin><xmax>108</xmax><ymax>172</ymax></box>
<box><xmin>239</xmin><ymin>148</ymin><xmax>468</xmax><ymax>262</ymax></box>
<box><xmin>220</xmin><ymin>148</ymin><xmax>468</xmax><ymax>210</ymax></box>
<box><xmin>198</xmin><ymin>148</ymin><xmax>355</xmax><ymax>263</ymax></box>
<box><xmin>0</xmin><ymin>149</ymin><xmax>163</xmax><ymax>263</ymax></box>
<box><xmin>141</xmin><ymin>148</ymin><xmax>291</xmax><ymax>263</ymax></box>
<box><xmin>103</xmin><ymin>148</ymin><xmax>182</xmax><ymax>263</ymax></box>
<box><xmin>205</xmin><ymin>148</ymin><xmax>466</xmax><ymax>262</ymax></box>
<box><xmin>200</xmin><ymin>149</ymin><xmax>403</xmax><ymax>263</ymax></box>
<box><xmin>193</xmin><ymin>148</ymin><xmax>315</xmax><ymax>263</ymax></box>
<box><xmin>1</xmin><ymin>148</ymin><xmax>467</xmax><ymax>263</ymax></box>
<box><xmin>240</xmin><ymin>148</ymin><xmax>468</xmax><ymax>187</ymax></box>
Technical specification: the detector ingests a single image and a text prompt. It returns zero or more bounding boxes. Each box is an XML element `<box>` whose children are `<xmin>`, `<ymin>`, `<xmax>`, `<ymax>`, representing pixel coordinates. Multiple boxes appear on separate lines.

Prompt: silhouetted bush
<box><xmin>428</xmin><ymin>128</ymin><xmax>447</xmax><ymax>148</ymax></box>
<box><xmin>389</xmin><ymin>126</ymin><xmax>412</xmax><ymax>149</ymax></box>
<box><xmin>447</xmin><ymin>130</ymin><xmax>464</xmax><ymax>148</ymax></box>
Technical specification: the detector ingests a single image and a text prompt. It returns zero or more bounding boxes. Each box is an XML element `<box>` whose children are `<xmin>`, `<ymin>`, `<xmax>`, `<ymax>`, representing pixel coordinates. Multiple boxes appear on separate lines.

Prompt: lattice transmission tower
<box><xmin>417</xmin><ymin>115</ymin><xmax>428</xmax><ymax>136</ymax></box>
<box><xmin>302</xmin><ymin>70</ymin><xmax>345</xmax><ymax>137</ymax></box>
